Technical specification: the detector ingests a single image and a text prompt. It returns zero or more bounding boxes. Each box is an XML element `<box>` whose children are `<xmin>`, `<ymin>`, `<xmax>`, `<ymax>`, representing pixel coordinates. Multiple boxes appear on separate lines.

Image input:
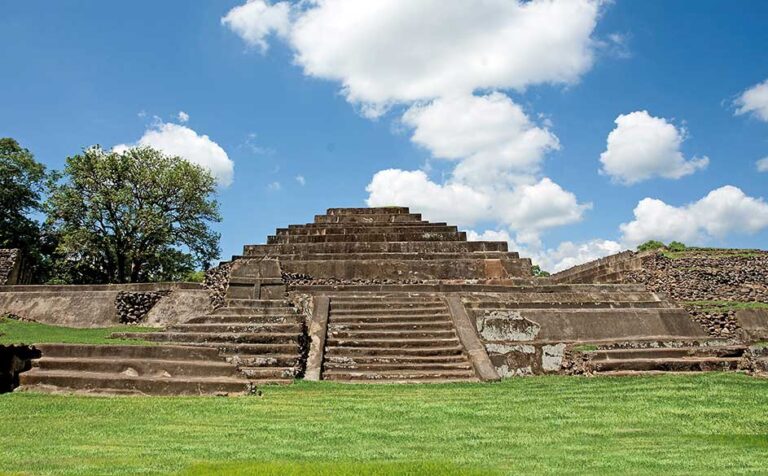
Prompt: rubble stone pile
<box><xmin>115</xmin><ymin>291</ymin><xmax>170</xmax><ymax>324</ymax></box>
<box><xmin>204</xmin><ymin>262</ymin><xmax>232</xmax><ymax>309</ymax></box>
<box><xmin>0</xmin><ymin>249</ymin><xmax>20</xmax><ymax>285</ymax></box>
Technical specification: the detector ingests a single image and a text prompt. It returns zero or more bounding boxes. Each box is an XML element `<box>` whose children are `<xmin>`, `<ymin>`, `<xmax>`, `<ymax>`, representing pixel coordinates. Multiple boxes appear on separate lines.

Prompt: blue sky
<box><xmin>2</xmin><ymin>1</ymin><xmax>767</xmax><ymax>271</ymax></box>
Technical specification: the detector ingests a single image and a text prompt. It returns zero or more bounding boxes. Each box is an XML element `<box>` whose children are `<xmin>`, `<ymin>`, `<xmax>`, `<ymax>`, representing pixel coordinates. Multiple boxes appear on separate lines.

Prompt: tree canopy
<box><xmin>46</xmin><ymin>146</ymin><xmax>221</xmax><ymax>283</ymax></box>
<box><xmin>0</xmin><ymin>138</ymin><xmax>47</xmax><ymax>250</ymax></box>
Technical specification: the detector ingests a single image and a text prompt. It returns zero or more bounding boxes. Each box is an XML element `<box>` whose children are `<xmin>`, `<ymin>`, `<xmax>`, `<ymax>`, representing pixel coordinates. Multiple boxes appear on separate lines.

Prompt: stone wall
<box><xmin>0</xmin><ymin>249</ymin><xmax>28</xmax><ymax>285</ymax></box>
<box><xmin>552</xmin><ymin>249</ymin><xmax>768</xmax><ymax>339</ymax></box>
<box><xmin>0</xmin><ymin>283</ymin><xmax>208</xmax><ymax>328</ymax></box>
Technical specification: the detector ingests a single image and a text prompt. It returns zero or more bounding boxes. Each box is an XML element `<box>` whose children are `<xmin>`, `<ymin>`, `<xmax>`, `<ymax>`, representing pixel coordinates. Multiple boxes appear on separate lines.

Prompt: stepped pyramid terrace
<box><xmin>3</xmin><ymin>207</ymin><xmax>766</xmax><ymax>395</ymax></box>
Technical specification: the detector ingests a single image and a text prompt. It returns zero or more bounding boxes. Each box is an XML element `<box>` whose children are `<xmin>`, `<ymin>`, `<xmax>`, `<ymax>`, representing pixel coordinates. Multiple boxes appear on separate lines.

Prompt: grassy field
<box><xmin>0</xmin><ymin>316</ymin><xmax>159</xmax><ymax>345</ymax></box>
<box><xmin>1</xmin><ymin>374</ymin><xmax>767</xmax><ymax>475</ymax></box>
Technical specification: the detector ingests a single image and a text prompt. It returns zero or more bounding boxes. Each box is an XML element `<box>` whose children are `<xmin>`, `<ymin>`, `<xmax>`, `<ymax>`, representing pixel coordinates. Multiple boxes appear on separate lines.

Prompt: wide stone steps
<box><xmin>169</xmin><ymin>323</ymin><xmax>302</xmax><ymax>333</ymax></box>
<box><xmin>327</xmin><ymin>337</ymin><xmax>460</xmax><ymax>348</ymax></box>
<box><xmin>18</xmin><ymin>369</ymin><xmax>250</xmax><ymax>395</ymax></box>
<box><xmin>33</xmin><ymin>357</ymin><xmax>240</xmax><ymax>378</ymax></box>
<box><xmin>329</xmin><ymin>321</ymin><xmax>455</xmax><ymax>331</ymax></box>
<box><xmin>464</xmin><ymin>292</ymin><xmax>661</xmax><ymax>305</ymax></box>
<box><xmin>238</xmin><ymin>366</ymin><xmax>296</xmax><ymax>380</ymax></box>
<box><xmin>586</xmin><ymin>346</ymin><xmax>745</xmax><ymax>360</ymax></box>
<box><xmin>290</xmin><ymin>221</ymin><xmax>439</xmax><ymax>229</ymax></box>
<box><xmin>268</xmin><ymin>231</ymin><xmax>466</xmax><ymax>244</ymax></box>
<box><xmin>243</xmin><ymin>241</ymin><xmax>508</xmax><ymax>255</ymax></box>
<box><xmin>17</xmin><ymin>344</ymin><xmax>254</xmax><ymax>395</ymax></box>
<box><xmin>240</xmin><ymin>252</ymin><xmax>519</xmax><ymax>261</ymax></box>
<box><xmin>327</xmin><ymin>345</ymin><xmax>465</xmax><ymax>357</ymax></box>
<box><xmin>208</xmin><ymin>307</ymin><xmax>300</xmax><ymax>316</ymax></box>
<box><xmin>330</xmin><ymin>307</ymin><xmax>449</xmax><ymax>315</ymax></box>
<box><xmin>30</xmin><ymin>343</ymin><xmax>221</xmax><ymax>360</ymax></box>
<box><xmin>112</xmin><ymin>331</ymin><xmax>300</xmax><ymax>345</ymax></box>
<box><xmin>471</xmin><ymin>301</ymin><xmax>667</xmax><ymax>310</ymax></box>
<box><xmin>328</xmin><ymin>329</ymin><xmax>458</xmax><ymax>340</ymax></box>
<box><xmin>591</xmin><ymin>357</ymin><xmax>741</xmax><ymax>372</ymax></box>
<box><xmin>331</xmin><ymin>314</ymin><xmax>452</xmax><ymax>324</ymax></box>
<box><xmin>185</xmin><ymin>314</ymin><xmax>300</xmax><ymax>325</ymax></box>
<box><xmin>222</xmin><ymin>299</ymin><xmax>292</xmax><ymax>309</ymax></box>
<box><xmin>228</xmin><ymin>353</ymin><xmax>300</xmax><ymax>367</ymax></box>
<box><xmin>325</xmin><ymin>354</ymin><xmax>468</xmax><ymax>364</ymax></box>
<box><xmin>324</xmin><ymin>361</ymin><xmax>472</xmax><ymax>371</ymax></box>
<box><xmin>323</xmin><ymin>369</ymin><xmax>478</xmax><ymax>382</ymax></box>
<box><xmin>275</xmin><ymin>225</ymin><xmax>459</xmax><ymax>236</ymax></box>
<box><xmin>330</xmin><ymin>302</ymin><xmax>444</xmax><ymax>310</ymax></box>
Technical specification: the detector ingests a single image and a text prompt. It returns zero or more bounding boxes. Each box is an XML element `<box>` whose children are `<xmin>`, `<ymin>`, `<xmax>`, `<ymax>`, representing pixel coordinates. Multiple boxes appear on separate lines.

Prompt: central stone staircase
<box><xmin>323</xmin><ymin>293</ymin><xmax>477</xmax><ymax>382</ymax></box>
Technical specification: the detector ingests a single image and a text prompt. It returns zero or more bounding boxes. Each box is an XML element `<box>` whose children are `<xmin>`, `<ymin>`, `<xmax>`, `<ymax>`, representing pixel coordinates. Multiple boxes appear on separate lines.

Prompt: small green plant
<box><xmin>667</xmin><ymin>241</ymin><xmax>686</xmax><ymax>252</ymax></box>
<box><xmin>637</xmin><ymin>240</ymin><xmax>666</xmax><ymax>252</ymax></box>
<box><xmin>531</xmin><ymin>265</ymin><xmax>550</xmax><ymax>277</ymax></box>
<box><xmin>183</xmin><ymin>270</ymin><xmax>205</xmax><ymax>283</ymax></box>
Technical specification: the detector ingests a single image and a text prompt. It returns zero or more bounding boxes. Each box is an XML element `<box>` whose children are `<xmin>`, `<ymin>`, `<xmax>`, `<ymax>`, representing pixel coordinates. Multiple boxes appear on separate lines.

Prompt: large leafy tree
<box><xmin>0</xmin><ymin>138</ymin><xmax>47</xmax><ymax>250</ymax></box>
<box><xmin>46</xmin><ymin>146</ymin><xmax>221</xmax><ymax>283</ymax></box>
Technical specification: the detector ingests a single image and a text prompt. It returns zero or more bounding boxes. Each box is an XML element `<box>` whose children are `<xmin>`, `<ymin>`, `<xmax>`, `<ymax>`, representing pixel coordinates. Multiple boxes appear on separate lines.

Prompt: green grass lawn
<box><xmin>0</xmin><ymin>316</ymin><xmax>159</xmax><ymax>346</ymax></box>
<box><xmin>682</xmin><ymin>301</ymin><xmax>768</xmax><ymax>313</ymax></box>
<box><xmin>1</xmin><ymin>374</ymin><xmax>768</xmax><ymax>475</ymax></box>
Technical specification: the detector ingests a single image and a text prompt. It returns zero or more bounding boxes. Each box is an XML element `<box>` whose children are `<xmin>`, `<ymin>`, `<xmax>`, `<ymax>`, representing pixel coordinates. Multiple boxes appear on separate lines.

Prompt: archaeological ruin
<box><xmin>1</xmin><ymin>207</ymin><xmax>767</xmax><ymax>395</ymax></box>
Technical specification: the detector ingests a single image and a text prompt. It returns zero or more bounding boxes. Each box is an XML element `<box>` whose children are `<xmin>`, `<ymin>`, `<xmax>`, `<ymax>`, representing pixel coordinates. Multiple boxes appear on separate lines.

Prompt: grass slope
<box><xmin>0</xmin><ymin>317</ymin><xmax>158</xmax><ymax>345</ymax></box>
<box><xmin>1</xmin><ymin>374</ymin><xmax>768</xmax><ymax>475</ymax></box>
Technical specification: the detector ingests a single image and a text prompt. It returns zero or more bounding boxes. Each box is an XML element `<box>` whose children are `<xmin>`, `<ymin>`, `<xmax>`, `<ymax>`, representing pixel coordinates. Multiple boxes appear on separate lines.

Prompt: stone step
<box><xmin>185</xmin><ymin>314</ymin><xmax>302</xmax><ymax>325</ymax></box>
<box><xmin>291</xmin><ymin>283</ymin><xmax>649</xmax><ymax>294</ymax></box>
<box><xmin>275</xmin><ymin>225</ymin><xmax>459</xmax><ymax>236</ymax></box>
<box><xmin>329</xmin><ymin>321</ymin><xmax>455</xmax><ymax>331</ymax></box>
<box><xmin>209</xmin><ymin>307</ymin><xmax>299</xmax><ymax>317</ymax></box>
<box><xmin>169</xmin><ymin>323</ymin><xmax>303</xmax><ymax>333</ymax></box>
<box><xmin>325</xmin><ymin>345</ymin><xmax>465</xmax><ymax>357</ymax></box>
<box><xmin>227</xmin><ymin>353</ymin><xmax>300</xmax><ymax>367</ymax></box>
<box><xmin>594</xmin><ymin>370</ymin><xmax>714</xmax><ymax>377</ymax></box>
<box><xmin>243</xmin><ymin>241</ymin><xmax>508</xmax><ymax>255</ymax></box>
<box><xmin>238</xmin><ymin>366</ymin><xmax>297</xmax><ymax>380</ymax></box>
<box><xmin>473</xmin><ymin>301</ymin><xmax>667</xmax><ymax>310</ymax></box>
<box><xmin>330</xmin><ymin>301</ymin><xmax>445</xmax><ymax>310</ymax></box>
<box><xmin>223</xmin><ymin>299</ymin><xmax>292</xmax><ymax>309</ymax></box>
<box><xmin>331</xmin><ymin>314</ymin><xmax>452</xmax><ymax>324</ymax></box>
<box><xmin>328</xmin><ymin>329</ymin><xmax>457</xmax><ymax>340</ymax></box>
<box><xmin>268</xmin><ymin>231</ymin><xmax>466</xmax><ymax>244</ymax></box>
<box><xmin>202</xmin><ymin>343</ymin><xmax>302</xmax><ymax>355</ymax></box>
<box><xmin>18</xmin><ymin>369</ymin><xmax>251</xmax><ymax>395</ymax></box>
<box><xmin>464</xmin><ymin>292</ymin><xmax>661</xmax><ymax>306</ymax></box>
<box><xmin>324</xmin><ymin>361</ymin><xmax>472</xmax><ymax>371</ymax></box>
<box><xmin>239</xmin><ymin>251</ymin><xmax>520</xmax><ymax>261</ymax></box>
<box><xmin>33</xmin><ymin>357</ymin><xmax>240</xmax><ymax>378</ymax></box>
<box><xmin>322</xmin><ymin>369</ymin><xmax>477</xmax><ymax>381</ymax></box>
<box><xmin>330</xmin><ymin>308</ymin><xmax>449</xmax><ymax>316</ymax></box>
<box><xmin>325</xmin><ymin>354</ymin><xmax>468</xmax><ymax>364</ymax></box>
<box><xmin>291</xmin><ymin>221</ymin><xmax>438</xmax><ymax>228</ymax></box>
<box><xmin>32</xmin><ymin>343</ymin><xmax>220</xmax><ymax>361</ymax></box>
<box><xmin>112</xmin><ymin>332</ymin><xmax>300</xmax><ymax>345</ymax></box>
<box><xmin>327</xmin><ymin>337</ymin><xmax>460</xmax><ymax>349</ymax></box>
<box><xmin>593</xmin><ymin>357</ymin><xmax>742</xmax><ymax>372</ymax></box>
<box><xmin>585</xmin><ymin>346</ymin><xmax>746</xmax><ymax>360</ymax></box>
<box><xmin>326</xmin><ymin>207</ymin><xmax>410</xmax><ymax>215</ymax></box>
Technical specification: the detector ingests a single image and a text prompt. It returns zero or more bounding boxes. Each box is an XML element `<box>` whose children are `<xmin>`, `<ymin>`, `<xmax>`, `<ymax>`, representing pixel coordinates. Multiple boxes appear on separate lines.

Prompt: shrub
<box><xmin>531</xmin><ymin>265</ymin><xmax>550</xmax><ymax>277</ymax></box>
<box><xmin>667</xmin><ymin>241</ymin><xmax>687</xmax><ymax>252</ymax></box>
<box><xmin>637</xmin><ymin>240</ymin><xmax>666</xmax><ymax>252</ymax></box>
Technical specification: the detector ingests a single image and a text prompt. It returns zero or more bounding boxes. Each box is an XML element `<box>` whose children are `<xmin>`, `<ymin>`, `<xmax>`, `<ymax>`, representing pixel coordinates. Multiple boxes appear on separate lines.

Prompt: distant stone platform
<box><xmin>9</xmin><ymin>207</ymin><xmax>767</xmax><ymax>395</ymax></box>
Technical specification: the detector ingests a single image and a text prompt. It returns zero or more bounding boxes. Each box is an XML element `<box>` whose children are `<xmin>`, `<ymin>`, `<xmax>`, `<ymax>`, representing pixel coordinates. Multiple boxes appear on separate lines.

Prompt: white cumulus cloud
<box><xmin>177</xmin><ymin>111</ymin><xmax>190</xmax><ymax>123</ymax></box>
<box><xmin>366</xmin><ymin>170</ymin><xmax>589</xmax><ymax>242</ymax></box>
<box><xmin>599</xmin><ymin>111</ymin><xmax>709</xmax><ymax>184</ymax></box>
<box><xmin>224</xmin><ymin>0</ymin><xmax>604</xmax><ymax>112</ymax></box>
<box><xmin>221</xmin><ymin>0</ymin><xmax>291</xmax><ymax>53</ymax></box>
<box><xmin>620</xmin><ymin>185</ymin><xmax>768</xmax><ymax>246</ymax></box>
<box><xmin>114</xmin><ymin>122</ymin><xmax>234</xmax><ymax>187</ymax></box>
<box><xmin>756</xmin><ymin>157</ymin><xmax>768</xmax><ymax>172</ymax></box>
<box><xmin>402</xmin><ymin>93</ymin><xmax>559</xmax><ymax>186</ymax></box>
<box><xmin>735</xmin><ymin>78</ymin><xmax>768</xmax><ymax>122</ymax></box>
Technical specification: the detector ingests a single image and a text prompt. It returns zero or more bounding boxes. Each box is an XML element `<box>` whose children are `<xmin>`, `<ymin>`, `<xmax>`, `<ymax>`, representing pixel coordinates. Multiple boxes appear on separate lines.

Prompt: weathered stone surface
<box><xmin>476</xmin><ymin>310</ymin><xmax>540</xmax><ymax>341</ymax></box>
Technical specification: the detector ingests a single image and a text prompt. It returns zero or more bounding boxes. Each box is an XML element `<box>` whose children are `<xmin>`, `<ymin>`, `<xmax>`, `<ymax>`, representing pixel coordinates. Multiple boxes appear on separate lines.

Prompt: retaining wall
<box><xmin>0</xmin><ymin>283</ymin><xmax>208</xmax><ymax>328</ymax></box>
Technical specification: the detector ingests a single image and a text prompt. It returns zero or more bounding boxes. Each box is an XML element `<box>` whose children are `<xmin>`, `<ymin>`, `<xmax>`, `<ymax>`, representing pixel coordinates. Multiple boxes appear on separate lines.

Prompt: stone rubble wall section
<box><xmin>204</xmin><ymin>261</ymin><xmax>233</xmax><ymax>309</ymax></box>
<box><xmin>115</xmin><ymin>291</ymin><xmax>170</xmax><ymax>324</ymax></box>
<box><xmin>622</xmin><ymin>251</ymin><xmax>768</xmax><ymax>339</ymax></box>
<box><xmin>0</xmin><ymin>249</ymin><xmax>20</xmax><ymax>285</ymax></box>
